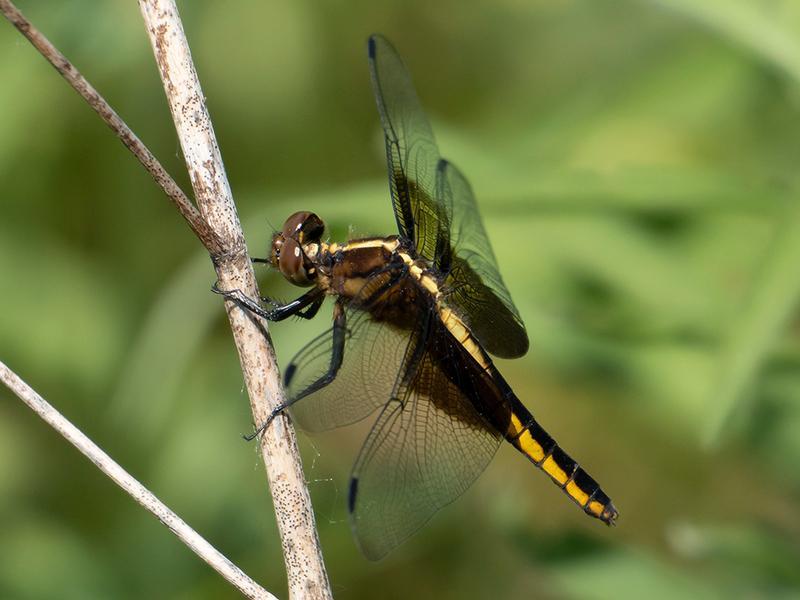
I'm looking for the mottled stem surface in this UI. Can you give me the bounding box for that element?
[138,2,332,598]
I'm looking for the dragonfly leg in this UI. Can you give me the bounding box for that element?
[284,298,346,400]
[212,282,324,321]
[243,400,292,441]
[295,295,324,320]
[261,287,325,321]
[245,299,346,440]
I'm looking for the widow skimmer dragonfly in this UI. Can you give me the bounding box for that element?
[217,34,618,559]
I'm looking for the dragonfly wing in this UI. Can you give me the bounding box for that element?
[368,35,527,358]
[437,160,529,358]
[348,314,508,560]
[285,271,413,432]
[368,34,448,263]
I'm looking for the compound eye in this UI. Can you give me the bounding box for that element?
[279,237,312,286]
[300,213,324,243]
[283,212,309,237]
[270,233,284,268]
[282,211,325,243]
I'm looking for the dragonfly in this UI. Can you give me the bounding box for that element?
[216,34,618,560]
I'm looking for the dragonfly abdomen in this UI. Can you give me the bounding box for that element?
[431,303,618,525]
[505,397,618,525]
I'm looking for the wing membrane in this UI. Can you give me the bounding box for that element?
[348,317,509,560]
[368,34,447,262]
[285,278,414,433]
[369,36,528,358]
[437,160,529,358]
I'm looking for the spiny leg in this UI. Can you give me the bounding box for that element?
[212,282,324,321]
[295,295,324,320]
[245,299,347,440]
[284,298,347,399]
[261,288,326,321]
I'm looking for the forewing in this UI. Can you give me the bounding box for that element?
[437,160,529,358]
[284,305,414,433]
[368,36,527,358]
[284,268,418,432]
[348,319,508,560]
[368,34,448,262]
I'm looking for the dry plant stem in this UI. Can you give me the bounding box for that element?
[0,361,275,600]
[0,0,223,255]
[138,2,332,599]
[2,0,328,595]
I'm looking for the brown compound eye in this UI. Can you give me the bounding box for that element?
[279,237,313,286]
[270,232,284,269]
[282,211,325,243]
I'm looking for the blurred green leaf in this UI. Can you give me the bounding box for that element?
[550,548,720,600]
[704,210,800,445]
[653,0,800,83]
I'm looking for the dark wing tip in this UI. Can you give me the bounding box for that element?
[283,363,296,387]
[367,34,399,62]
[347,476,387,561]
[348,477,359,514]
[436,157,450,178]
[368,34,391,59]
[493,330,529,359]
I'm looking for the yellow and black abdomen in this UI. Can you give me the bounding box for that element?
[504,395,618,525]
[434,297,619,526]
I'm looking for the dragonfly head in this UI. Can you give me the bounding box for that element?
[271,211,325,287]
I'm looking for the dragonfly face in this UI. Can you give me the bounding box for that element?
[270,211,325,287]
[226,34,618,560]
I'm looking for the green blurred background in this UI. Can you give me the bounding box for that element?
[2,1,800,598]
